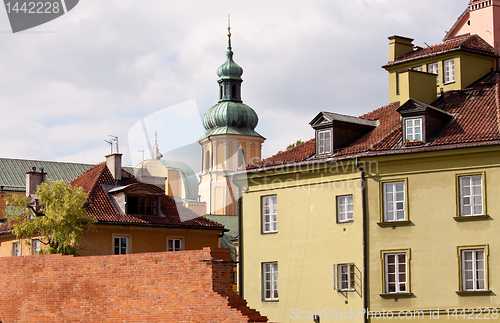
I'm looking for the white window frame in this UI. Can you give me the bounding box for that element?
[444,59,455,84]
[262,262,279,301]
[385,253,407,294]
[317,129,332,155]
[337,195,353,222]
[32,239,41,255]
[13,242,21,256]
[383,181,406,222]
[459,175,483,217]
[262,195,277,234]
[462,249,486,291]
[413,66,423,72]
[334,263,355,291]
[427,62,439,86]
[167,237,184,252]
[113,236,129,255]
[405,118,423,142]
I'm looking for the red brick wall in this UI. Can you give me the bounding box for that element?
[0,248,267,323]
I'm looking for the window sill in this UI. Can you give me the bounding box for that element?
[377,220,413,228]
[443,80,455,85]
[453,215,491,222]
[337,220,354,224]
[380,292,413,299]
[261,231,278,235]
[262,299,279,302]
[456,290,492,296]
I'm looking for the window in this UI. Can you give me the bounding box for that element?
[237,148,245,167]
[444,59,455,83]
[337,195,353,222]
[32,239,41,255]
[335,263,355,291]
[383,181,406,222]
[413,66,423,72]
[114,236,129,255]
[461,249,486,291]
[12,242,21,256]
[167,238,183,251]
[127,196,158,215]
[459,175,483,216]
[318,129,332,154]
[385,253,407,294]
[427,62,439,85]
[262,195,277,233]
[262,262,278,301]
[405,118,422,142]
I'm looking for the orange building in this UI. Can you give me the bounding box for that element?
[0,154,225,256]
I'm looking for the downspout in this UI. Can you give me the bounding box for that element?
[207,136,213,215]
[229,173,244,298]
[356,157,369,323]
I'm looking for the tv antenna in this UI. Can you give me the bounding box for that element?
[104,135,120,154]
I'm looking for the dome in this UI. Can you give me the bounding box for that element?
[216,50,243,81]
[203,101,258,131]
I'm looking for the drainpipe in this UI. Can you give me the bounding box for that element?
[356,157,369,323]
[207,136,213,215]
[228,173,244,298]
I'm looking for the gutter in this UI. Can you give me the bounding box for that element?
[356,157,369,323]
[233,140,500,176]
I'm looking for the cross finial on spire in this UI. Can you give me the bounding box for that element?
[227,14,232,50]
[155,130,158,144]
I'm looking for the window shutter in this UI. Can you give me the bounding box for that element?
[333,264,338,290]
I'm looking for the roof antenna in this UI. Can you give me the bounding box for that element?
[109,135,119,154]
[104,139,113,154]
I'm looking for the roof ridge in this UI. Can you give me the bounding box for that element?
[70,162,107,195]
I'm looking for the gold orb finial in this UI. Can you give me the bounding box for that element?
[227,14,231,37]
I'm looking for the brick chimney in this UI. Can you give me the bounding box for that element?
[26,168,47,198]
[106,153,123,182]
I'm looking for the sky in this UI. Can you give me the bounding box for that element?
[0,0,468,169]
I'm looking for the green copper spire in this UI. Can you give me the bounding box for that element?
[216,19,243,82]
[200,20,263,140]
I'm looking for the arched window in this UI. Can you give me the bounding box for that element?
[232,84,237,99]
[205,150,211,172]
[219,85,223,100]
[237,148,245,167]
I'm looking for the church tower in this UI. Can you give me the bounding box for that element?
[198,24,265,216]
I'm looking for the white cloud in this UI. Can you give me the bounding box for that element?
[0,0,469,166]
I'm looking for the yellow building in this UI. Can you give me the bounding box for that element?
[383,34,495,104]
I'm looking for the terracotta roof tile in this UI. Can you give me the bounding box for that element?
[69,163,224,229]
[243,72,500,172]
[385,34,495,67]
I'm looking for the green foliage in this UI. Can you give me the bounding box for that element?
[286,139,304,150]
[6,180,96,255]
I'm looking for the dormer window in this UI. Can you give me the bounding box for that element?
[317,129,332,155]
[397,98,453,146]
[404,118,422,142]
[127,196,158,216]
[310,111,378,156]
[108,183,165,217]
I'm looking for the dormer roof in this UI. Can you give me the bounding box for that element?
[396,98,454,120]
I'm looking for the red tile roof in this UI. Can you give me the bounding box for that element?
[69,163,224,229]
[384,34,495,67]
[243,72,500,172]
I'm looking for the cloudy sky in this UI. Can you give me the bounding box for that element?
[0,0,467,168]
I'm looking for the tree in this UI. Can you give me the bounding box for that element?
[6,180,96,255]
